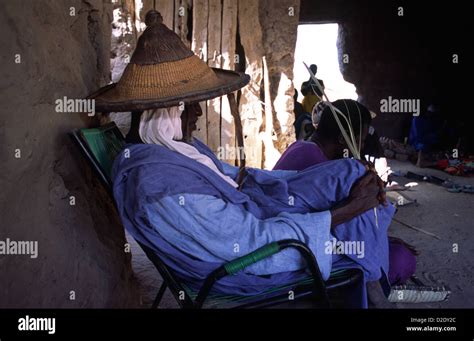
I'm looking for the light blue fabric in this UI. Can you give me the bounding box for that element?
[144,194,333,277]
[219,161,240,179]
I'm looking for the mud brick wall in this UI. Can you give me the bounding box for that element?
[0,0,139,308]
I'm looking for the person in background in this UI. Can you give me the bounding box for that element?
[293,88,312,140]
[293,88,305,119]
[301,64,325,114]
[409,104,445,168]
[274,99,418,286]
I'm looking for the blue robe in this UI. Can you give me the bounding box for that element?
[112,139,394,306]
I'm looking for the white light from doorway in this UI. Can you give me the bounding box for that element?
[293,24,357,102]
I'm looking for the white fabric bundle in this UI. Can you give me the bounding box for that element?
[139,107,238,188]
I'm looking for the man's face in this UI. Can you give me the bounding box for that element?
[181,103,203,141]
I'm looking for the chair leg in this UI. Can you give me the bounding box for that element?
[151,283,167,309]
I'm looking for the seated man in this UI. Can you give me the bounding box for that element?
[274,99,417,286]
[112,102,394,307]
[93,10,393,308]
[408,104,445,168]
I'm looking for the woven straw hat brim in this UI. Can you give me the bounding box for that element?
[88,10,250,112]
[90,67,250,112]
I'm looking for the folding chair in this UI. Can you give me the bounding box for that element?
[69,122,363,309]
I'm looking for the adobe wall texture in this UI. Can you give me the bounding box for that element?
[0,0,139,308]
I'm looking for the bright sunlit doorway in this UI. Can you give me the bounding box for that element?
[293,24,357,102]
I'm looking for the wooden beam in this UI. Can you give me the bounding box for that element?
[155,0,175,29]
[237,0,264,168]
[227,93,245,168]
[220,0,238,163]
[174,0,191,47]
[191,0,209,143]
[206,0,222,154]
[262,56,282,169]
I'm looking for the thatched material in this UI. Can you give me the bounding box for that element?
[90,9,249,113]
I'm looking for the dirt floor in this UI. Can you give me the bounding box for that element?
[386,160,474,308]
[128,159,474,309]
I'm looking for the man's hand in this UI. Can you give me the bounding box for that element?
[330,171,386,228]
[348,171,383,207]
[357,160,388,206]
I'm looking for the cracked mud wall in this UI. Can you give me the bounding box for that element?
[259,0,299,157]
[237,0,300,168]
[0,0,139,308]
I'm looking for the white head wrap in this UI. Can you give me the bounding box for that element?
[139,107,238,188]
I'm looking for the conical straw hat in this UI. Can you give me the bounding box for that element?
[90,10,250,112]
